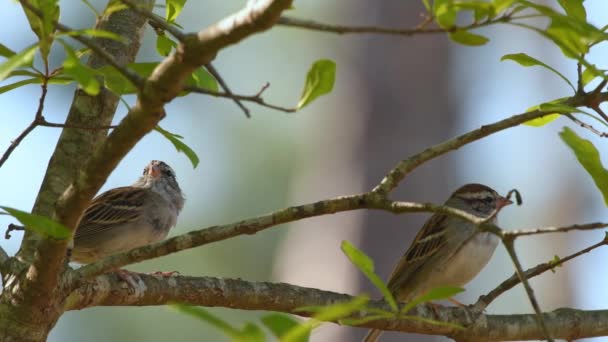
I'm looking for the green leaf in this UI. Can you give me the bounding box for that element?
[401,286,464,314]
[1,206,70,239]
[59,29,125,42]
[171,305,243,338]
[166,0,186,23]
[501,52,575,92]
[155,126,200,168]
[261,314,308,342]
[190,67,218,92]
[581,66,601,86]
[0,44,39,82]
[341,241,397,311]
[493,0,517,14]
[523,114,561,127]
[421,0,431,12]
[0,78,40,95]
[433,0,456,28]
[0,43,16,58]
[59,40,100,95]
[560,127,608,206]
[156,34,175,57]
[548,254,563,273]
[557,0,586,22]
[285,296,368,342]
[99,62,156,94]
[297,59,336,109]
[449,30,489,46]
[20,0,59,61]
[103,3,128,17]
[238,323,265,342]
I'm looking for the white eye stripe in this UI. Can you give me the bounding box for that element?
[457,191,496,200]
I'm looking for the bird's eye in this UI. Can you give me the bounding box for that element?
[482,196,494,204]
[142,167,148,175]
[162,168,174,178]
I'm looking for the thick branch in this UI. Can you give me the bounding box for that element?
[14,1,154,323]
[65,273,608,341]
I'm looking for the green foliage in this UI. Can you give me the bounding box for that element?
[1,206,70,239]
[341,240,397,311]
[171,305,264,341]
[100,62,218,95]
[154,126,200,168]
[287,296,369,341]
[0,44,38,82]
[560,127,608,206]
[297,59,336,109]
[0,43,15,58]
[156,34,176,57]
[20,0,59,61]
[166,0,187,23]
[261,314,309,342]
[501,53,575,91]
[449,30,489,46]
[59,40,100,95]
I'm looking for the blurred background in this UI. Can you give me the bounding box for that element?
[1,0,608,341]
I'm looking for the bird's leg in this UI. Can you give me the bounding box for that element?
[448,297,466,307]
[116,269,142,289]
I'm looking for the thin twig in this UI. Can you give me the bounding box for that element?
[576,57,584,95]
[565,114,608,138]
[120,0,186,41]
[205,63,251,118]
[276,14,513,36]
[478,237,608,308]
[372,91,608,195]
[507,222,608,237]
[502,237,554,341]
[38,119,118,130]
[0,72,50,168]
[184,85,297,113]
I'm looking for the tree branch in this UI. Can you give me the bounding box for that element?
[478,237,608,308]
[184,83,297,113]
[205,63,251,117]
[506,222,608,237]
[65,273,608,341]
[276,14,512,36]
[372,92,608,195]
[502,237,553,341]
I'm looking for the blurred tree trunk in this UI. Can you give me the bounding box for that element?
[351,2,454,341]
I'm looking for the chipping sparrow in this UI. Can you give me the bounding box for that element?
[363,183,512,342]
[71,160,184,264]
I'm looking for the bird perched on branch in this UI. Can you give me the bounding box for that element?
[71,160,184,264]
[363,183,512,342]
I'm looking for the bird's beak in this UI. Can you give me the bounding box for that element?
[148,163,161,179]
[496,196,513,211]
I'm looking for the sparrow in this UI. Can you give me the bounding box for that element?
[363,183,512,342]
[71,160,184,263]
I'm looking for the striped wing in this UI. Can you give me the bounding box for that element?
[387,213,449,291]
[74,187,146,239]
